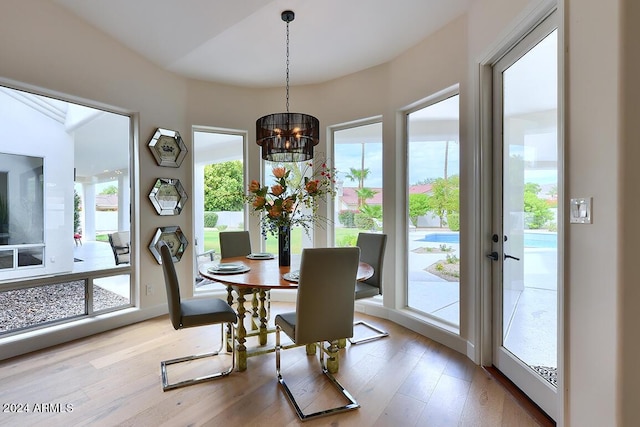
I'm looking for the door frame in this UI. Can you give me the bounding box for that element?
[476,0,564,424]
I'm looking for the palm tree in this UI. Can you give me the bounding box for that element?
[355,187,377,204]
[346,167,371,208]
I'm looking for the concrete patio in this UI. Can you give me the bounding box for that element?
[407,230,557,370]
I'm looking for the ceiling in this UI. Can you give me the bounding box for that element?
[53,0,471,88]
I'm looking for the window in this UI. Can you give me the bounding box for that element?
[332,122,383,247]
[0,84,132,335]
[406,93,460,328]
[193,128,245,292]
[0,154,44,270]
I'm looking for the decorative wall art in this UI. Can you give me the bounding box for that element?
[148,178,187,216]
[149,226,188,264]
[148,128,187,167]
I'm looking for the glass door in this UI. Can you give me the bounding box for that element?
[491,12,559,420]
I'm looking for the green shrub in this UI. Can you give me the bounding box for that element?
[337,234,358,247]
[338,210,357,228]
[204,211,218,228]
[73,190,81,233]
[354,213,375,230]
[217,224,228,231]
[446,254,459,264]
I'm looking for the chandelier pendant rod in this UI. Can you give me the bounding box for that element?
[285,17,290,114]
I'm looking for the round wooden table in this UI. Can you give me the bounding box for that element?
[199,255,374,371]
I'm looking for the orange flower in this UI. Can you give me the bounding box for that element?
[245,158,336,237]
[252,196,266,208]
[248,180,261,193]
[283,198,294,212]
[305,180,318,194]
[272,167,286,178]
[268,205,282,218]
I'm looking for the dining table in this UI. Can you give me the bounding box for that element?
[198,253,374,371]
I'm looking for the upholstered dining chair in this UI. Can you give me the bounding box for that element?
[158,241,237,391]
[349,232,389,344]
[219,230,252,258]
[219,230,267,319]
[275,247,361,421]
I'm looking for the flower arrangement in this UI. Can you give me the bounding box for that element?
[246,160,337,237]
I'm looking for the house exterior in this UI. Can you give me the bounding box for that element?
[338,187,384,211]
[0,1,639,425]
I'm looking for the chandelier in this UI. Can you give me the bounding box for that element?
[256,10,319,162]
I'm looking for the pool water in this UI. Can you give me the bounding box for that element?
[419,232,557,249]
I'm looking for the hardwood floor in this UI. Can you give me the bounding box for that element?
[0,303,543,426]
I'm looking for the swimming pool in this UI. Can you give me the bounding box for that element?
[419,232,557,248]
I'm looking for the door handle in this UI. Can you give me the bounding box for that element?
[486,251,499,261]
[504,253,520,261]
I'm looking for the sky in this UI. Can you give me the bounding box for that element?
[334,141,461,188]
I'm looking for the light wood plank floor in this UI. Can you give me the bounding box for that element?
[0,303,543,426]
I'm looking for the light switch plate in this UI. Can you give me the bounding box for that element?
[570,197,592,224]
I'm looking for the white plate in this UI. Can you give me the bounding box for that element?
[247,253,274,260]
[208,263,241,271]
[208,264,250,275]
[282,270,300,282]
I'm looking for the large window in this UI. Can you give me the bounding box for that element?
[406,93,460,328]
[333,122,383,247]
[0,84,132,335]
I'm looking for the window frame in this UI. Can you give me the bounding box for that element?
[404,85,461,332]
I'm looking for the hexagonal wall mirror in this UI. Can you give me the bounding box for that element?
[149,178,187,216]
[149,226,188,264]
[148,128,187,167]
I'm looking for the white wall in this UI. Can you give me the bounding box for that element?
[0,0,638,424]
[563,0,620,425]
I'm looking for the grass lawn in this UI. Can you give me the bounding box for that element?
[202,227,369,254]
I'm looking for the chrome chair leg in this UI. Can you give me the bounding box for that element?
[276,325,359,420]
[161,322,235,391]
[348,320,389,345]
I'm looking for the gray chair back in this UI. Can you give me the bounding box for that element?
[356,233,387,290]
[159,241,182,330]
[295,247,360,344]
[219,231,252,258]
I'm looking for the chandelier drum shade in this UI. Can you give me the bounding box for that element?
[256,10,319,162]
[256,112,319,162]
